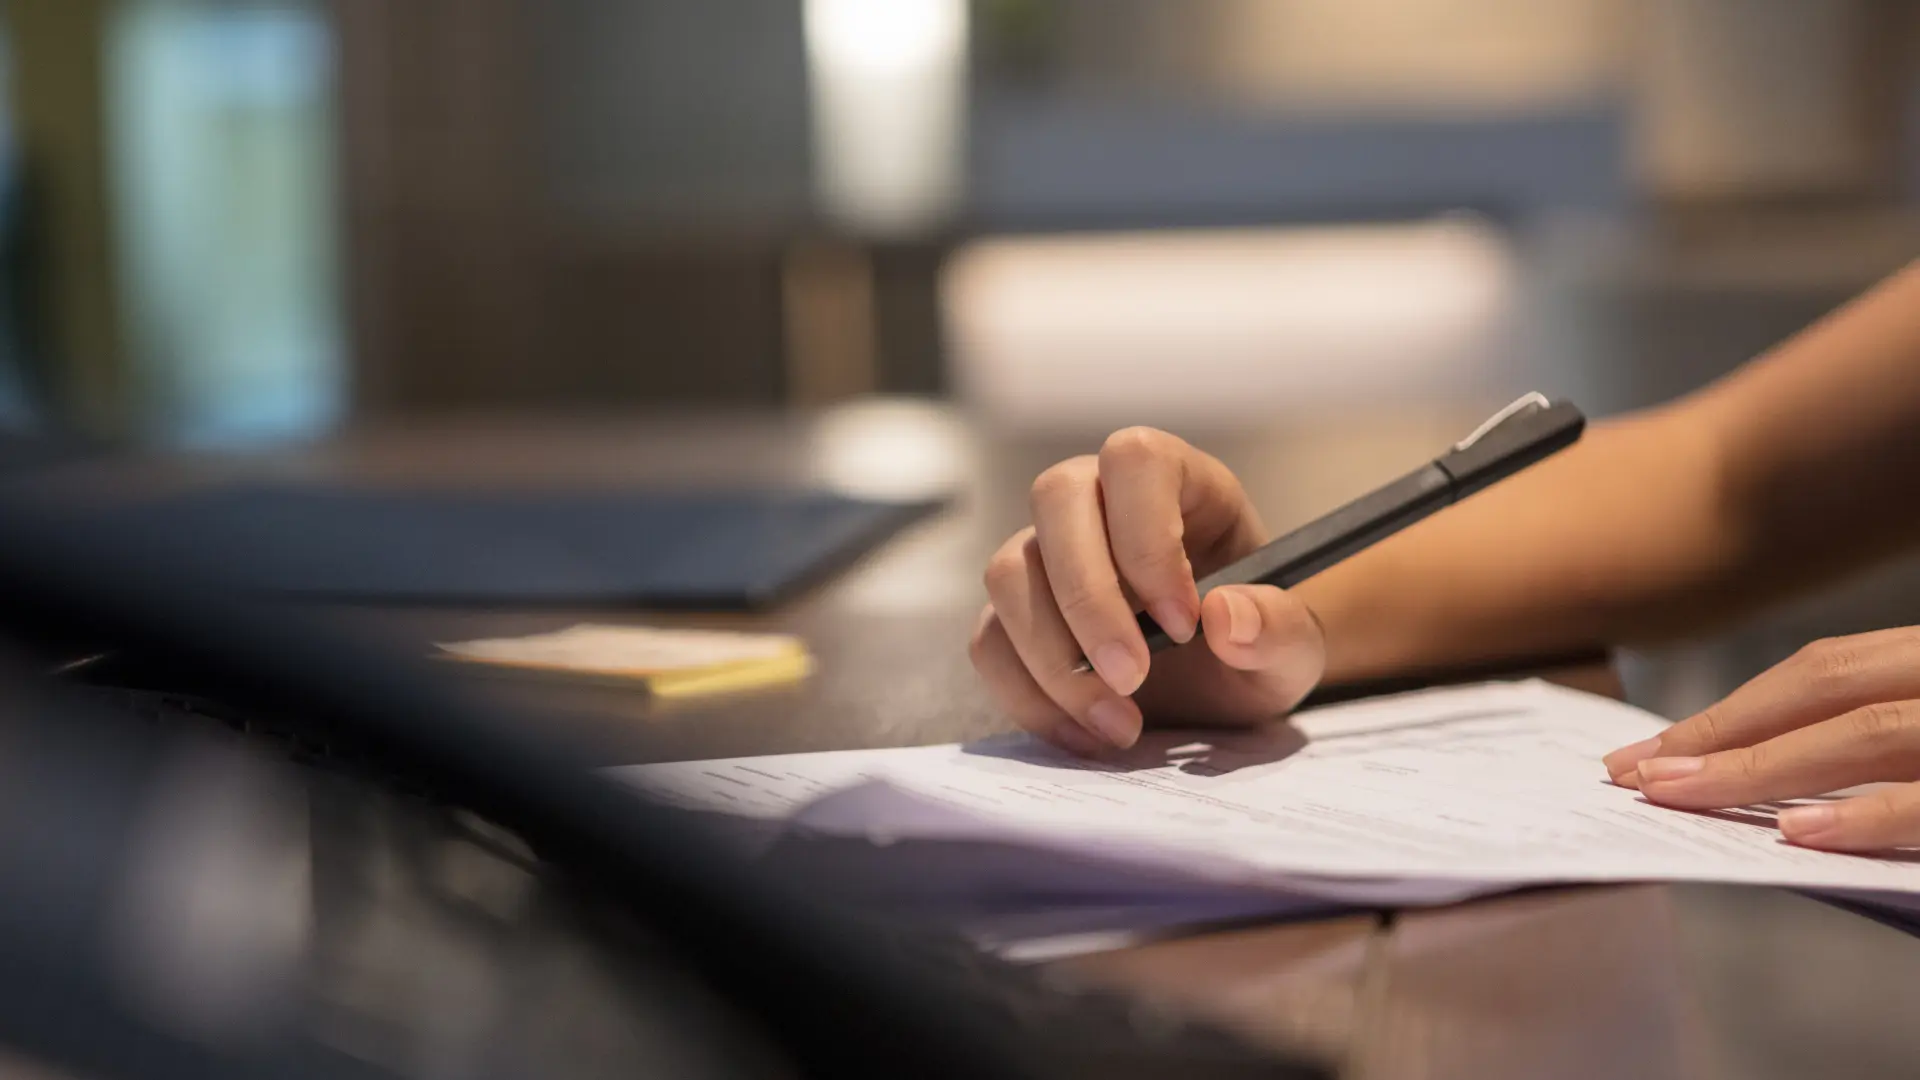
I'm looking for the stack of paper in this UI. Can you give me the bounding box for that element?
[437,623,813,699]
[612,681,1920,955]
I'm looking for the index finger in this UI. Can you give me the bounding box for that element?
[1096,428,1227,646]
[1029,456,1150,696]
[1636,699,1920,810]
[1605,629,1920,786]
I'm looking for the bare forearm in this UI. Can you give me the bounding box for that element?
[1297,261,1920,683]
[1296,404,1740,681]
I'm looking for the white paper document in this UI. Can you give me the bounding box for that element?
[613,680,1920,918]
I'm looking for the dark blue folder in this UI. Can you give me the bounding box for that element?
[112,486,944,608]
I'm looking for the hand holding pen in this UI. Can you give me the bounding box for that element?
[969,395,1585,755]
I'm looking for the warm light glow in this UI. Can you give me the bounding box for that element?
[803,0,967,234]
[943,220,1520,431]
[803,0,966,75]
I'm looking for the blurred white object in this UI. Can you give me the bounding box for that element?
[943,219,1519,432]
[806,398,970,502]
[804,0,967,234]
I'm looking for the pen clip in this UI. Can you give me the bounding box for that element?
[1452,392,1551,452]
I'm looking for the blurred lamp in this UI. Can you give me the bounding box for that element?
[803,0,968,235]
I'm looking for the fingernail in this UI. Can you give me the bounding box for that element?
[1086,699,1140,748]
[1221,590,1260,646]
[1603,736,1662,779]
[1090,643,1145,695]
[1637,756,1705,783]
[1780,804,1837,839]
[1051,720,1106,757]
[1152,601,1197,644]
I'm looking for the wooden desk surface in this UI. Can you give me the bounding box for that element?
[87,401,1920,1080]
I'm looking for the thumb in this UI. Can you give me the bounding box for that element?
[1197,584,1327,712]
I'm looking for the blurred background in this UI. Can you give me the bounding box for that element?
[6,7,1920,1074]
[6,0,1920,708]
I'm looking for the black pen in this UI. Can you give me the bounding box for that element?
[1072,393,1586,672]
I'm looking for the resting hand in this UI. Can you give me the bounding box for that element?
[1605,629,1920,852]
[969,428,1326,755]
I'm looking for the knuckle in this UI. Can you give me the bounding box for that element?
[1847,701,1915,746]
[1799,637,1864,691]
[1727,745,1769,785]
[1099,426,1169,469]
[983,532,1034,594]
[1029,457,1095,509]
[1051,576,1111,621]
[1113,532,1188,577]
[982,552,1020,595]
[1678,705,1730,754]
[967,612,997,666]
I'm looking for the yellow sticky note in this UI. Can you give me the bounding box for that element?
[435,624,813,699]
